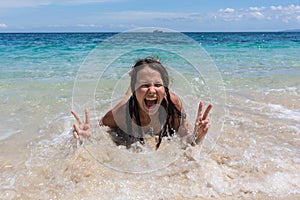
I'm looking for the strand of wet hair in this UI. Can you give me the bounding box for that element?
[155,98,169,149]
[132,93,144,144]
[125,96,134,147]
[165,87,185,122]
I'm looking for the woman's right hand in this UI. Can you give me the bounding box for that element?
[71,108,91,141]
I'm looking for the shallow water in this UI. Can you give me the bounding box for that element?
[0,31,299,199]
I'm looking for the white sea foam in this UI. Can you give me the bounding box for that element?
[0,128,21,141]
[268,103,300,121]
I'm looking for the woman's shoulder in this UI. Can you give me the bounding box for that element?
[101,99,128,128]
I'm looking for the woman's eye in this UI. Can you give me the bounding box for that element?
[140,83,163,88]
[141,84,149,88]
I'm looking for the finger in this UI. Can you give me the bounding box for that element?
[71,110,83,125]
[197,101,204,121]
[202,103,213,120]
[199,119,209,126]
[85,108,90,124]
[73,124,81,137]
[73,124,79,139]
[73,130,79,139]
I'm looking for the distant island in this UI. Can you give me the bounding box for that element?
[153,29,163,33]
[280,29,300,32]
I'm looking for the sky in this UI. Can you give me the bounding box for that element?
[0,0,299,32]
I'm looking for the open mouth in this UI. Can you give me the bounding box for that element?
[144,97,158,109]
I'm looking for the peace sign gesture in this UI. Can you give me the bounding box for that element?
[194,101,213,144]
[71,108,91,141]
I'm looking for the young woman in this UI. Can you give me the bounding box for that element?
[71,58,213,149]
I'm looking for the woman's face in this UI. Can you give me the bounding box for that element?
[134,66,166,115]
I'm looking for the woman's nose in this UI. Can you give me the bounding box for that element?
[148,85,156,94]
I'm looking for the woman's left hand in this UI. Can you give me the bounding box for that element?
[71,108,91,143]
[194,101,213,144]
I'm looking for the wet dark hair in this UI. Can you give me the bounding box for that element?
[126,57,184,149]
[130,58,169,93]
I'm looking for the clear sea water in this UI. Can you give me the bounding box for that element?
[0,30,299,199]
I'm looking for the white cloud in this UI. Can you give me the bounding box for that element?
[214,5,300,23]
[88,5,300,25]
[108,5,299,25]
[249,6,265,12]
[284,4,300,14]
[250,11,264,19]
[270,5,283,11]
[216,8,238,21]
[0,23,7,28]
[270,4,300,13]
[218,8,235,14]
[269,4,300,23]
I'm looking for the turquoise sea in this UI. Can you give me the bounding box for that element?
[0,30,299,199]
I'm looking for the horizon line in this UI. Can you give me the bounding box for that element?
[1,29,299,33]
